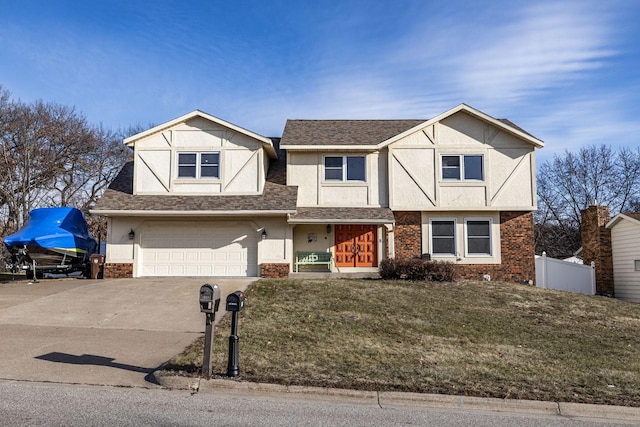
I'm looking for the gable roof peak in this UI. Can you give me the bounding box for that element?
[123,110,277,158]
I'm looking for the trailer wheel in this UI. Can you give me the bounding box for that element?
[35,271,44,280]
[25,269,34,280]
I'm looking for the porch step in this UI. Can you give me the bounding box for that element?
[289,272,380,279]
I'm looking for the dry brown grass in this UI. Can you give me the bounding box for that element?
[165,279,640,406]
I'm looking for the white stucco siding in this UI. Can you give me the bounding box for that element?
[173,129,224,148]
[132,117,265,195]
[321,185,369,206]
[389,112,536,211]
[224,148,260,193]
[439,113,487,146]
[439,186,486,207]
[105,217,145,264]
[135,150,171,193]
[611,220,640,302]
[377,151,389,206]
[288,151,383,207]
[288,152,319,205]
[257,218,291,265]
[293,224,334,254]
[488,149,534,207]
[389,147,436,209]
[391,127,435,147]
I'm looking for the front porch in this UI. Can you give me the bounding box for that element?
[288,206,395,275]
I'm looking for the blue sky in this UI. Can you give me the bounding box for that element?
[1,0,639,164]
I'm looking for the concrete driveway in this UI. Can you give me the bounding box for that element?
[0,277,255,388]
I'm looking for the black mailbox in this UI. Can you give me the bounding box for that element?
[199,284,221,314]
[226,291,245,312]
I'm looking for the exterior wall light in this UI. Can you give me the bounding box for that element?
[326,224,332,234]
[128,229,135,240]
[261,229,267,240]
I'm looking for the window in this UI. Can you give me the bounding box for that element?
[324,156,365,182]
[178,152,220,179]
[428,217,494,258]
[441,155,483,181]
[431,220,456,255]
[466,219,491,255]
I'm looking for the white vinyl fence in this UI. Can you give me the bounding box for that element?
[535,252,596,295]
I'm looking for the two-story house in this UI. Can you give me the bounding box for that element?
[92,104,543,282]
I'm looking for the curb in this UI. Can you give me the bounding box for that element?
[152,371,640,422]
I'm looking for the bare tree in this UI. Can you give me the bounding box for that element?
[535,145,640,256]
[0,86,131,238]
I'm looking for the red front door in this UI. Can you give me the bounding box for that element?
[335,224,377,267]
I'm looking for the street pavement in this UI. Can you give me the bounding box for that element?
[0,276,254,387]
[1,381,636,427]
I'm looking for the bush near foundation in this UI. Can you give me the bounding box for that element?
[379,258,457,282]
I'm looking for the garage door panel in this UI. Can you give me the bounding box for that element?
[184,265,199,275]
[214,252,228,262]
[140,222,258,277]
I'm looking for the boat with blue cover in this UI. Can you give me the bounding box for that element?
[3,207,97,279]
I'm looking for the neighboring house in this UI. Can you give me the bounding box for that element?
[581,205,640,302]
[92,104,544,281]
[562,247,583,264]
[607,213,640,302]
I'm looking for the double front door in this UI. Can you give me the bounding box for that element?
[334,224,377,268]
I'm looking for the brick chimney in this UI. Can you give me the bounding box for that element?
[580,205,614,296]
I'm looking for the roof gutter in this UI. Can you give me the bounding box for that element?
[90,209,296,217]
[287,218,394,225]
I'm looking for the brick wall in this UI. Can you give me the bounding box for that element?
[393,211,422,259]
[392,210,535,284]
[260,263,290,278]
[104,263,133,279]
[581,205,614,296]
[454,211,534,283]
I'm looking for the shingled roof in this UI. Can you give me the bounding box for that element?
[280,120,425,147]
[279,105,543,149]
[92,153,297,215]
[288,207,395,224]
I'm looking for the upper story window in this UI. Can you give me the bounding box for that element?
[178,152,220,179]
[324,156,366,182]
[441,155,483,181]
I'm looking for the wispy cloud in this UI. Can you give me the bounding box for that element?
[452,2,615,104]
[523,91,640,163]
[0,0,636,157]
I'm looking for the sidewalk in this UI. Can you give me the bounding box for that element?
[153,371,640,423]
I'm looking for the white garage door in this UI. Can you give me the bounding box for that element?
[140,222,258,277]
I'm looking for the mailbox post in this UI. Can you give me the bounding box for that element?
[225,290,245,377]
[199,284,221,378]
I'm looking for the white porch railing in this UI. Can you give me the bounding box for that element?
[535,252,596,295]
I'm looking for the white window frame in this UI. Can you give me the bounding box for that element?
[441,154,484,181]
[177,152,220,179]
[464,218,493,256]
[429,218,457,256]
[323,155,366,182]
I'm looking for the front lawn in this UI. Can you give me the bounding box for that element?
[165,279,640,407]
